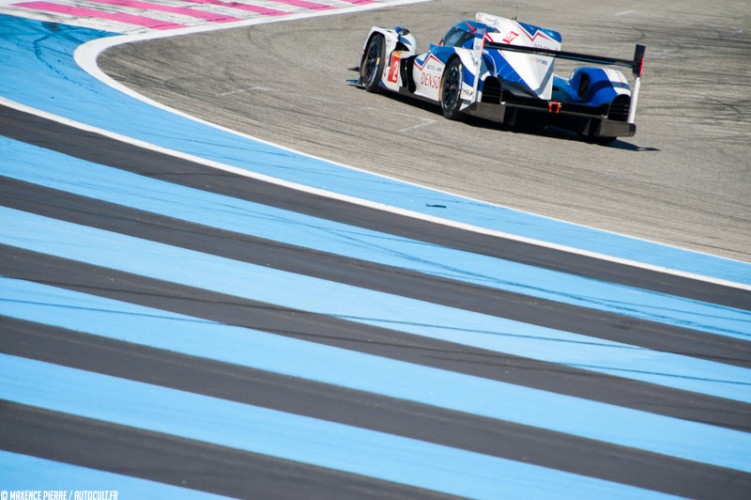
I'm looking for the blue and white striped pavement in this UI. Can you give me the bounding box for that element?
[1,4,750,498]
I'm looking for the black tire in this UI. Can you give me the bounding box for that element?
[440,58,464,120]
[360,34,385,93]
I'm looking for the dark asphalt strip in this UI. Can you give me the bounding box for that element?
[2,246,749,434]
[0,403,457,500]
[1,105,748,309]
[2,177,749,370]
[2,319,749,499]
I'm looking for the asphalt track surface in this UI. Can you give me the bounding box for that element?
[99,0,751,262]
[2,0,751,498]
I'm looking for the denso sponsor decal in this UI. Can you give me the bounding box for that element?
[420,72,440,89]
[417,54,443,90]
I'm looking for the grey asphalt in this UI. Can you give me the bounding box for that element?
[100,0,751,262]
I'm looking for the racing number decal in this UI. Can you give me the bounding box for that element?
[387,53,401,83]
[502,31,519,44]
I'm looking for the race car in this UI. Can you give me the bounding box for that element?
[355,12,646,143]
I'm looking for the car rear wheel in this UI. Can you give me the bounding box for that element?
[440,58,464,120]
[360,34,385,93]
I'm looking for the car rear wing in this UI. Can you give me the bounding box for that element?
[483,41,645,77]
[480,40,646,123]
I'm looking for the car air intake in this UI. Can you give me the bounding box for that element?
[481,77,502,104]
[608,94,631,122]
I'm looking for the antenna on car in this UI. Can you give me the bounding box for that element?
[512,6,518,20]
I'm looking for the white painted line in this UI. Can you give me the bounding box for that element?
[215,86,276,97]
[398,118,435,133]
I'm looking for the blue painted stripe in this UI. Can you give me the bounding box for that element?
[2,138,749,341]
[0,355,678,499]
[3,277,751,473]
[2,15,749,286]
[2,207,750,403]
[0,450,229,499]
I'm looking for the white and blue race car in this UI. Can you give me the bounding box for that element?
[356,12,646,143]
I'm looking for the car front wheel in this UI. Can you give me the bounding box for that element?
[360,34,385,93]
[440,58,464,120]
